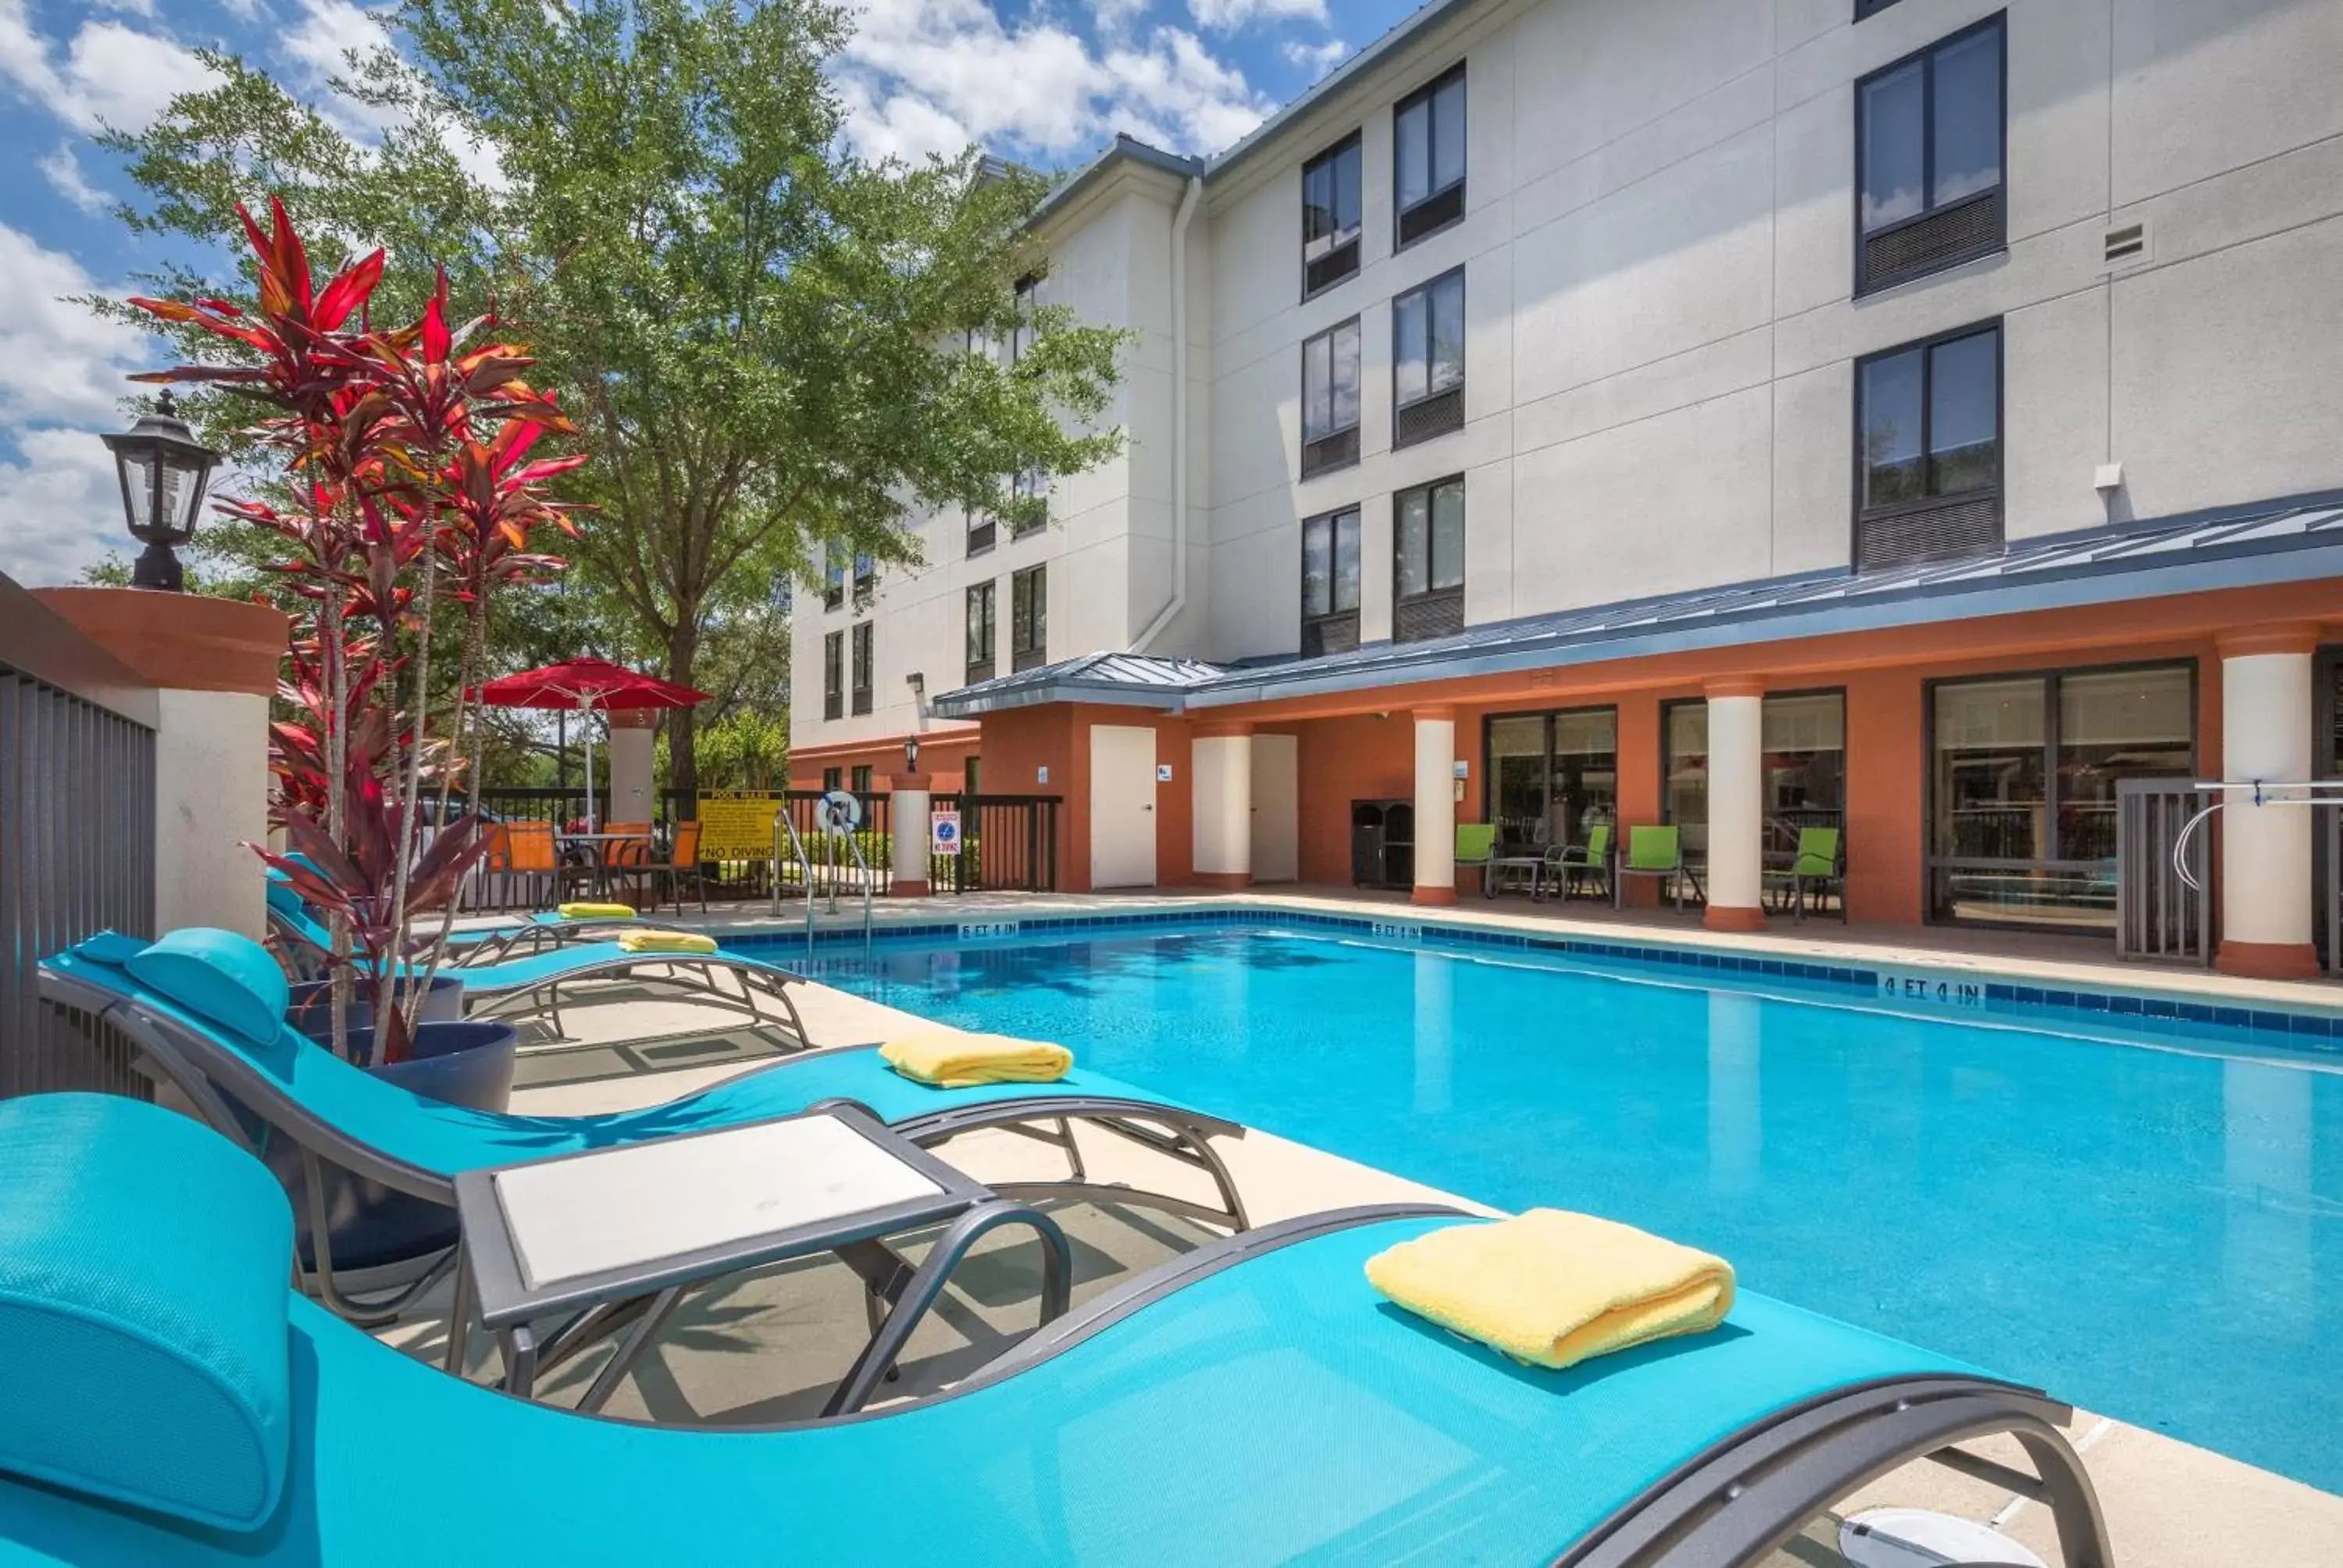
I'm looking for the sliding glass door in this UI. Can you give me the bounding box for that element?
[1485,707,1617,854]
[1928,663,2193,928]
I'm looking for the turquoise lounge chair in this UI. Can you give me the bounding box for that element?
[265,895,808,1042]
[0,1092,2113,1568]
[269,870,646,964]
[40,933,1248,1327]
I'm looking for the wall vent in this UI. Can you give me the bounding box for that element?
[2102,219,2150,271]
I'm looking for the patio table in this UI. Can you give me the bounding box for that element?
[444,1103,1072,1417]
[555,829,657,899]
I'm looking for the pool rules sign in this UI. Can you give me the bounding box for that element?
[930,805,962,858]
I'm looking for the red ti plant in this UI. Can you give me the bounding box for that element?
[126,198,585,1067]
[256,718,492,1064]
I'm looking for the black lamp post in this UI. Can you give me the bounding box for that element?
[905,735,920,776]
[102,390,219,591]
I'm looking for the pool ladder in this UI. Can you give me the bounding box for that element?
[769,807,874,958]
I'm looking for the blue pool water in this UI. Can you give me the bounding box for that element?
[772,922,2343,1492]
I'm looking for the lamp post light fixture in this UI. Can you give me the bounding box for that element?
[102,389,220,592]
[904,736,920,775]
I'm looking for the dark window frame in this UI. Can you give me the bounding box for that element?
[1300,504,1362,657]
[1854,0,1905,18]
[1392,265,1467,448]
[1393,62,1467,251]
[1011,564,1047,673]
[822,543,845,611]
[853,551,876,595]
[1299,315,1363,479]
[1851,316,2004,570]
[1008,466,1048,536]
[1922,659,2200,932]
[822,766,842,792]
[1300,130,1364,301]
[1010,273,1039,364]
[850,619,874,716]
[822,629,844,722]
[1853,13,2007,296]
[965,502,995,558]
[851,764,873,795]
[965,579,997,685]
[1392,473,1466,643]
[1480,703,1621,854]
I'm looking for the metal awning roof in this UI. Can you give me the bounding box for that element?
[930,494,2343,719]
[929,652,1226,718]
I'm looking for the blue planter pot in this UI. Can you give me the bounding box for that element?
[273,1018,518,1274]
[288,974,466,1048]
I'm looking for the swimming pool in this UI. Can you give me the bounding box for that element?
[756,919,2343,1493]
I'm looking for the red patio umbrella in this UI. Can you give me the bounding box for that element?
[471,657,709,829]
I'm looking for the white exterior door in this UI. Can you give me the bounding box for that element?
[1251,733,1299,882]
[1089,725,1157,888]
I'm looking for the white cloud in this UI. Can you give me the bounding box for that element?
[219,0,267,20]
[0,224,163,586]
[1188,0,1327,33]
[0,427,134,586]
[0,4,218,133]
[838,0,1271,163]
[1088,0,1148,43]
[1281,36,1348,80]
[94,0,157,17]
[39,142,108,214]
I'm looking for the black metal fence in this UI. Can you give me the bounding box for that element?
[469,783,1063,900]
[931,794,1060,893]
[2,576,159,1099]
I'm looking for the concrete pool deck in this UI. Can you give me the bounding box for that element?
[393,943,2343,1564]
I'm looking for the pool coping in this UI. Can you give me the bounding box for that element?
[717,893,2343,1055]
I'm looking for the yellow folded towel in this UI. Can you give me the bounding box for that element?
[558,902,637,920]
[879,1033,1074,1089]
[615,929,718,955]
[1364,1209,1735,1371]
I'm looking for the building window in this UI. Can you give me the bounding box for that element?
[822,629,843,721]
[1300,317,1361,478]
[822,766,842,792]
[1300,506,1361,657]
[1856,16,2004,294]
[1393,266,1464,447]
[850,620,873,716]
[1010,274,1038,363]
[1856,320,2001,570]
[1929,664,2195,930]
[851,764,872,794]
[1008,466,1047,536]
[1855,0,1906,16]
[1663,691,1848,863]
[1301,132,1362,298]
[965,502,994,558]
[965,580,997,684]
[823,542,845,611]
[1011,564,1047,673]
[1486,707,1618,857]
[853,552,876,595]
[1393,476,1464,643]
[964,757,982,796]
[1394,63,1466,248]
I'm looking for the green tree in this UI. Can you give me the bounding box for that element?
[93,0,1127,795]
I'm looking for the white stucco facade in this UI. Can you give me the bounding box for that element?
[793,0,2343,756]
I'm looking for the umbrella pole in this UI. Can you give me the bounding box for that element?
[583,697,598,832]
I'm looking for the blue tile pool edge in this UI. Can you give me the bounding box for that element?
[723,903,2343,1056]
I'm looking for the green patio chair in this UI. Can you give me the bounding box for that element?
[0,1090,2113,1568]
[1453,823,1498,895]
[1764,825,1846,923]
[1547,821,1613,902]
[1613,825,1703,911]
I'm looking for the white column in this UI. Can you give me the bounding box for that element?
[1703,679,1766,930]
[156,690,274,938]
[607,710,656,825]
[1412,707,1457,904]
[1191,726,1254,886]
[890,776,932,895]
[2217,628,2318,978]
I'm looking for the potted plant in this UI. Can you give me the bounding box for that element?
[128,200,585,1273]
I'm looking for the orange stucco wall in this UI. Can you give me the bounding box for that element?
[788,728,979,793]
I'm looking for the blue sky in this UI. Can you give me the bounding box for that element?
[0,0,1417,586]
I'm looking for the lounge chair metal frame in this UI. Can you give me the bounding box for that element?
[37,966,1249,1350]
[266,903,813,1048]
[725,1202,2113,1566]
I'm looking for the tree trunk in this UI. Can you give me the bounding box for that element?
[666,621,701,806]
